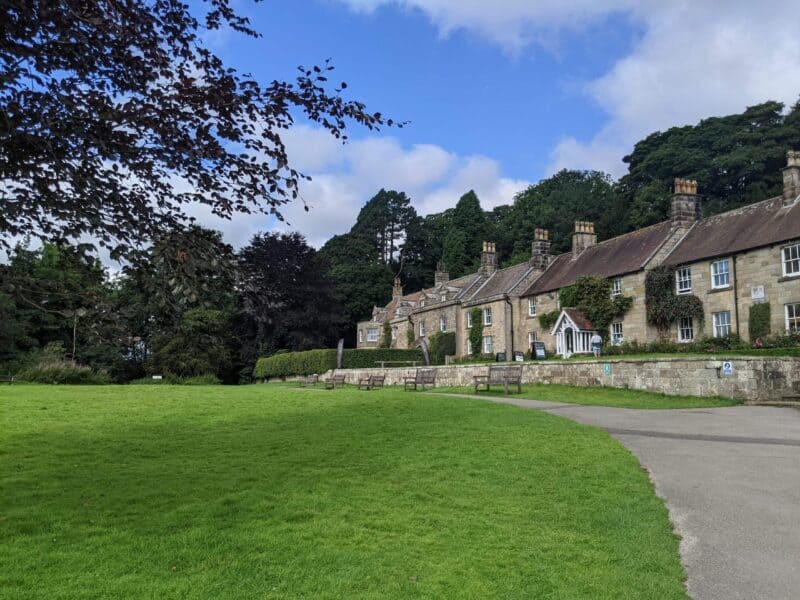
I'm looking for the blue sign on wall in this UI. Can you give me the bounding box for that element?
[603,363,612,376]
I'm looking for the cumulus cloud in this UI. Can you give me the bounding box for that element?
[274,126,529,247]
[338,0,800,176]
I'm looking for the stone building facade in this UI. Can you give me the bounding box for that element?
[357,152,800,357]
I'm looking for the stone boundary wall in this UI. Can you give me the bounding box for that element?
[325,357,800,402]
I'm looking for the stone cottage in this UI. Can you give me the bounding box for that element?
[357,152,800,358]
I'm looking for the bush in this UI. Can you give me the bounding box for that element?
[749,303,771,341]
[427,331,456,365]
[17,360,111,384]
[538,310,559,332]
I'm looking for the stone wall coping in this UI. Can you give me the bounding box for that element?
[329,355,799,372]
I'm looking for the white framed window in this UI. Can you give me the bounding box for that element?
[391,327,397,340]
[783,243,800,277]
[366,328,379,342]
[712,311,731,337]
[527,331,536,349]
[711,259,730,289]
[528,297,537,317]
[611,277,622,298]
[439,314,447,332]
[483,335,493,354]
[419,321,425,337]
[676,267,692,294]
[786,303,800,332]
[420,299,426,308]
[466,311,473,328]
[611,322,623,344]
[358,329,363,343]
[678,317,694,342]
[556,294,561,310]
[441,294,447,302]
[483,307,492,326]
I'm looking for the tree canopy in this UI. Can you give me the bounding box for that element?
[1,0,396,259]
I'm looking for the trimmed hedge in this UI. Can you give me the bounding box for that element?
[253,348,425,379]
[749,303,771,340]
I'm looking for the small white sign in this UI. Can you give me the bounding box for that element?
[152,375,163,381]
[722,361,734,376]
[751,286,765,301]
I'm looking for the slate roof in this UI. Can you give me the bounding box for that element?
[561,308,596,331]
[523,220,674,295]
[663,196,800,266]
[466,262,532,303]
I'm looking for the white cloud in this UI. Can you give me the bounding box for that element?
[274,126,529,247]
[338,0,800,177]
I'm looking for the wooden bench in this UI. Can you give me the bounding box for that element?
[473,365,523,395]
[300,374,319,387]
[1,375,14,385]
[324,373,346,389]
[358,374,386,390]
[403,368,437,391]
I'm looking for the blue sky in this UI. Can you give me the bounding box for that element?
[192,0,800,248]
[215,1,636,181]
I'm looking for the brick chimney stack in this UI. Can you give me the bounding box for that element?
[392,276,403,299]
[571,221,597,256]
[782,150,800,205]
[530,228,551,271]
[671,177,701,227]
[434,261,450,287]
[480,241,498,276]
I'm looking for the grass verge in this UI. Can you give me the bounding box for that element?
[433,383,740,409]
[1,385,688,599]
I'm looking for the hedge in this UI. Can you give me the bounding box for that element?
[253,347,425,379]
[749,303,771,340]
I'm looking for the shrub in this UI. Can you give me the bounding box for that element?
[182,374,222,385]
[749,303,771,341]
[427,331,456,365]
[17,360,111,384]
[342,348,425,369]
[645,266,704,333]
[468,308,483,357]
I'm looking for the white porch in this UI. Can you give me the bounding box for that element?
[550,309,599,358]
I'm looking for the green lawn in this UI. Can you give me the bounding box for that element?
[1,385,687,599]
[435,383,740,409]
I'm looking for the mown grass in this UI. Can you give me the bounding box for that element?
[1,385,688,599]
[435,383,740,409]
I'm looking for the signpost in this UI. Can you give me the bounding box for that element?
[495,352,507,362]
[533,342,547,360]
[514,351,524,362]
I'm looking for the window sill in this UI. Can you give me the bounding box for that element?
[676,290,693,295]
[778,274,800,283]
[708,286,732,294]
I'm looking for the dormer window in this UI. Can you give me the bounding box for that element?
[441,294,446,302]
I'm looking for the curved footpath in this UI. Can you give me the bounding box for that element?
[436,393,800,600]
